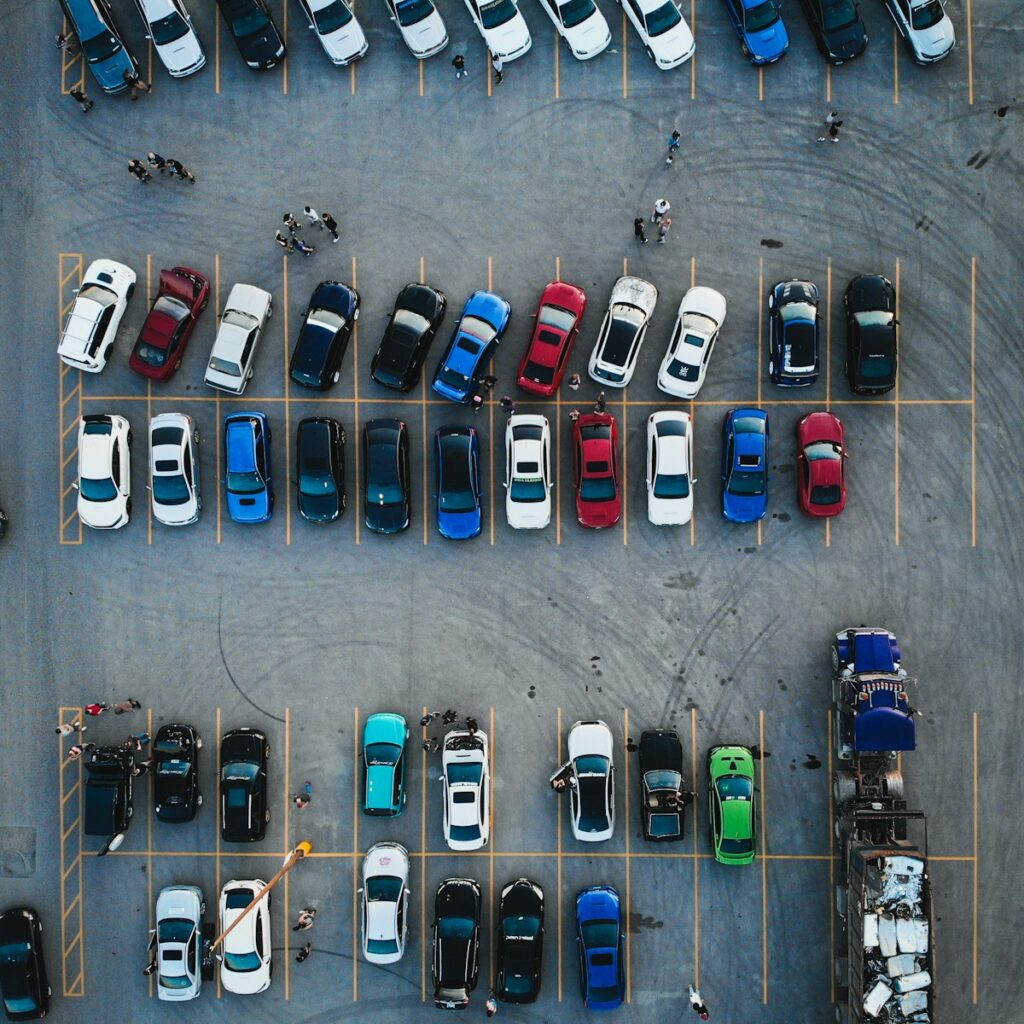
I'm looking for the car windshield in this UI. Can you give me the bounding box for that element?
[158,918,194,944]
[822,0,857,29]
[446,763,483,784]
[720,836,754,854]
[223,761,258,782]
[728,469,765,496]
[911,0,944,28]
[153,473,190,505]
[230,8,271,35]
[580,476,616,502]
[438,916,475,940]
[653,472,689,499]
[479,0,518,27]
[365,742,400,766]
[208,356,241,377]
[667,359,700,381]
[503,915,541,938]
[79,475,117,501]
[367,937,399,955]
[645,770,681,790]
[649,812,681,837]
[224,950,261,972]
[510,475,547,502]
[539,303,577,331]
[450,823,482,841]
[716,775,753,799]
[150,10,190,44]
[299,458,336,497]
[580,919,618,949]
[395,0,435,24]
[522,360,554,385]
[804,441,841,461]
[159,973,193,989]
[440,489,476,513]
[745,0,780,30]
[80,29,122,63]
[601,309,644,366]
[811,485,842,505]
[134,342,167,366]
[227,469,263,494]
[645,0,682,35]
[459,315,497,343]
[366,876,403,902]
[313,0,354,30]
[556,0,597,26]
[859,354,894,378]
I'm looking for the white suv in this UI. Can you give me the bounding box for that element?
[58,259,136,372]
[76,414,132,529]
[205,284,273,395]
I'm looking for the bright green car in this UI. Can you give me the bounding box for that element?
[706,745,756,865]
[362,713,409,816]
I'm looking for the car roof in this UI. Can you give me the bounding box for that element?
[225,420,258,471]
[80,427,114,479]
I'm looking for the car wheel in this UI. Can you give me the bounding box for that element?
[126,498,132,517]
[126,283,135,300]
[193,429,201,444]
[267,303,273,320]
[197,497,203,512]
[200,901,206,916]
[127,430,133,446]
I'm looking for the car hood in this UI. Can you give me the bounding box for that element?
[749,19,788,57]
[649,491,692,525]
[825,21,866,57]
[567,13,611,53]
[299,490,340,522]
[366,714,407,746]
[464,291,510,331]
[406,11,448,52]
[90,48,137,92]
[569,723,613,761]
[610,276,657,316]
[438,507,481,540]
[723,489,765,523]
[680,286,726,324]
[227,283,271,318]
[650,20,695,61]
[157,31,205,70]
[913,17,954,51]
[323,20,368,59]
[483,15,531,57]
[366,501,409,533]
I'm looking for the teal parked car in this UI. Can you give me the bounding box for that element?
[362,713,410,816]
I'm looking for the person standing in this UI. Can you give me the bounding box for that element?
[304,206,323,228]
[293,908,317,931]
[128,159,151,183]
[490,52,503,85]
[595,392,606,413]
[283,212,299,233]
[275,230,295,253]
[470,394,484,414]
[634,217,648,245]
[818,120,842,143]
[146,152,167,173]
[485,990,498,1016]
[295,943,312,963]
[825,109,840,127]
[124,70,151,99]
[499,396,515,414]
[166,159,196,183]
[567,372,581,391]
[480,374,498,391]
[322,212,340,242]
[652,198,670,224]
[452,53,467,79]
[55,721,84,736]
[668,129,681,154]
[56,33,79,56]
[658,217,672,244]
[569,409,580,424]
[294,238,316,257]
[688,984,710,1019]
[69,87,93,112]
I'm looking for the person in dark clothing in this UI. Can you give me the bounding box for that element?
[295,943,312,963]
[146,153,167,173]
[441,709,458,725]
[70,87,93,112]
[634,217,648,245]
[322,212,340,242]
[166,159,196,183]
[465,717,478,737]
[481,375,498,391]
[452,54,467,78]
[283,212,299,233]
[294,238,315,256]
[128,159,152,183]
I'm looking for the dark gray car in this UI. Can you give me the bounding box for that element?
[59,0,139,94]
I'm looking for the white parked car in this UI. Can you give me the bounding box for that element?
[588,276,658,388]
[219,880,271,995]
[361,842,410,965]
[568,720,615,842]
[621,0,694,68]
[76,414,131,530]
[463,0,532,60]
[150,413,201,526]
[299,0,368,64]
[204,284,273,395]
[504,414,552,530]
[441,730,490,851]
[133,0,206,77]
[535,0,610,58]
[58,259,136,372]
[385,0,449,57]
[657,286,727,399]
[154,885,204,1001]
[646,411,694,525]
[883,0,954,63]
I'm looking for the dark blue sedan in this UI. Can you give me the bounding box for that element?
[224,412,273,523]
[721,0,789,62]
[721,408,769,523]
[289,280,360,390]
[576,886,624,1010]
[59,0,140,94]
[431,291,511,404]
[434,426,481,540]
[767,280,820,386]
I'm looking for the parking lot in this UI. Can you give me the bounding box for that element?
[2,0,1022,1020]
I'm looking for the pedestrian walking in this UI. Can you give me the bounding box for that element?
[499,395,515,414]
[666,152,675,167]
[69,87,93,112]
[283,212,299,233]
[293,908,317,931]
[128,732,151,751]
[143,959,158,976]
[68,743,95,761]
[56,721,83,736]
[569,409,580,424]
[294,793,311,809]
[146,152,166,173]
[423,737,441,753]
[294,238,316,256]
[652,198,671,223]
[114,698,141,714]
[668,129,681,153]
[322,212,340,242]
[420,712,441,727]
[441,709,458,725]
[470,393,484,414]
[166,159,196,183]
[56,33,79,56]
[85,703,111,717]
[688,984,710,1020]
[452,53,467,78]
[490,52,503,85]
[634,217,648,245]
[466,716,479,737]
[567,372,581,391]
[485,990,499,1016]
[303,206,323,228]
[818,121,842,143]
[595,392,606,413]
[295,943,312,963]
[275,230,295,253]
[303,780,313,799]
[128,159,152,183]
[131,760,153,778]
[124,71,151,99]
[825,109,840,127]
[658,217,672,244]
[481,374,498,391]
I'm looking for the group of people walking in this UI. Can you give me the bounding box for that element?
[275,207,340,255]
[128,152,195,185]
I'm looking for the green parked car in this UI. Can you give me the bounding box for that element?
[706,745,756,865]
[362,713,409,816]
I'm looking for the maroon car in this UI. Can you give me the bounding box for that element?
[516,281,587,396]
[129,267,210,381]
[573,412,622,529]
[796,411,847,517]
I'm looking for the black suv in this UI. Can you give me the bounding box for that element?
[59,0,139,93]
[153,723,202,823]
[432,878,481,1009]
[494,879,544,1003]
[845,274,898,395]
[371,283,448,391]
[216,0,286,69]
[220,728,270,842]
[84,746,134,853]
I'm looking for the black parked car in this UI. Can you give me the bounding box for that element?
[220,728,269,843]
[289,281,360,389]
[0,908,50,1021]
[216,0,286,69]
[370,283,448,391]
[638,730,690,842]
[153,723,202,823]
[58,0,139,94]
[845,274,898,395]
[84,746,134,853]
[798,0,867,62]
[297,417,346,523]
[432,878,481,1009]
[363,419,411,534]
[494,879,544,1004]
[767,279,820,387]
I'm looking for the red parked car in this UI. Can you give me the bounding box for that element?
[573,412,621,529]
[129,266,211,381]
[796,411,847,517]
[516,281,587,396]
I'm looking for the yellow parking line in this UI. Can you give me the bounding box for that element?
[419,59,425,97]
[970,257,977,546]
[215,14,221,94]
[61,779,80,805]
[556,707,563,1001]
[758,65,764,101]
[420,707,428,1001]
[966,0,974,103]
[283,255,292,545]
[894,258,901,544]
[621,12,628,98]
[62,891,81,919]
[66,968,84,996]
[488,707,496,987]
[760,709,768,1003]
[64,931,82,958]
[893,27,899,104]
[61,509,79,531]
[623,708,632,1002]
[352,256,361,545]
[62,446,77,468]
[825,63,831,102]
[690,0,697,98]
[488,257,495,545]
[353,707,360,1001]
[691,707,699,985]
[554,30,560,98]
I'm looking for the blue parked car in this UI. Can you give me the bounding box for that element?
[362,713,409,816]
[721,0,789,62]
[431,291,512,403]
[721,408,769,523]
[434,426,481,540]
[767,279,820,386]
[224,412,274,523]
[576,886,624,1010]
[58,0,140,94]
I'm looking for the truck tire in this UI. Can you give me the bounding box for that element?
[882,769,904,798]
[833,770,856,805]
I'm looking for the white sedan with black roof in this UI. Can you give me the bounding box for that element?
[567,720,615,842]
[588,276,658,387]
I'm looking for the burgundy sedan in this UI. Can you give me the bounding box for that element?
[796,411,847,517]
[516,281,587,396]
[129,267,211,381]
[573,412,621,529]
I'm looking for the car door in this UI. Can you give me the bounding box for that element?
[397,886,408,950]
[648,431,657,493]
[727,0,743,30]
[722,432,733,485]
[239,330,257,379]
[624,0,645,36]
[253,423,267,485]
[543,430,551,491]
[541,0,562,26]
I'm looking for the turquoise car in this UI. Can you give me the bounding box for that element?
[362,713,409,816]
